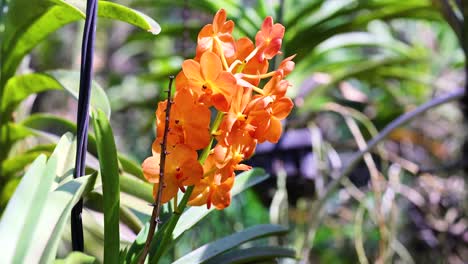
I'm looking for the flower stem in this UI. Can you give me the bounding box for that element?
[138,76,175,264]
[150,111,224,263]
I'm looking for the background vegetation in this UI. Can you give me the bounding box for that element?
[0,0,467,263]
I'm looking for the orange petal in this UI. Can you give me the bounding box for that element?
[265,117,283,143]
[180,158,203,186]
[182,59,203,86]
[212,176,235,210]
[200,51,222,81]
[184,124,210,150]
[216,71,237,92]
[213,9,227,33]
[211,93,230,112]
[153,181,178,204]
[272,97,294,120]
[142,156,160,183]
[188,188,209,206]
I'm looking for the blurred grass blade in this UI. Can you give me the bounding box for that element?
[85,191,143,233]
[204,246,296,264]
[118,154,144,180]
[1,150,52,177]
[21,114,145,179]
[0,123,36,144]
[92,109,120,263]
[173,224,289,264]
[120,173,153,203]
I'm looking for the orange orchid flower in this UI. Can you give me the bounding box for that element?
[255,16,285,62]
[196,9,236,61]
[262,75,291,98]
[143,8,296,211]
[219,86,255,137]
[188,154,236,209]
[142,144,203,203]
[214,128,257,168]
[248,96,294,143]
[182,51,238,112]
[155,89,211,150]
[230,37,269,86]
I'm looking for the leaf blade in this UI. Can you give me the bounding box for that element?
[92,109,121,264]
[173,224,289,264]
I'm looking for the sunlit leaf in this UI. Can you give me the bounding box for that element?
[92,109,120,263]
[2,71,111,121]
[172,224,289,264]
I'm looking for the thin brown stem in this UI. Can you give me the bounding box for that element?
[139,76,175,264]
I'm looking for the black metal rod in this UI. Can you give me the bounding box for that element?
[71,0,97,252]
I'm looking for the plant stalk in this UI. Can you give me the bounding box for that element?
[150,111,224,263]
[139,76,175,264]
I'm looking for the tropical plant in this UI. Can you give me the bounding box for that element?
[0,2,296,263]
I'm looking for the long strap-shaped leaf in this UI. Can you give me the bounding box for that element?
[172,224,289,264]
[92,109,121,263]
[71,0,97,252]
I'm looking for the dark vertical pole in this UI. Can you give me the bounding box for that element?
[71,0,97,252]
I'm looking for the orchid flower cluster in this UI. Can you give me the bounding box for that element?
[142,9,295,210]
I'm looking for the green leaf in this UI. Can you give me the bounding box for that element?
[173,168,269,239]
[0,155,50,263]
[1,152,48,177]
[0,74,62,122]
[1,71,111,123]
[32,174,96,263]
[54,252,97,264]
[21,113,77,136]
[204,246,296,264]
[118,154,145,180]
[125,222,151,263]
[21,115,145,181]
[0,133,95,263]
[49,132,77,186]
[172,224,289,264]
[97,1,161,35]
[48,70,112,118]
[0,123,36,144]
[85,191,143,233]
[92,109,120,264]
[1,0,160,87]
[120,173,154,203]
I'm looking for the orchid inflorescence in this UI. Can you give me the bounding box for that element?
[142,9,295,210]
